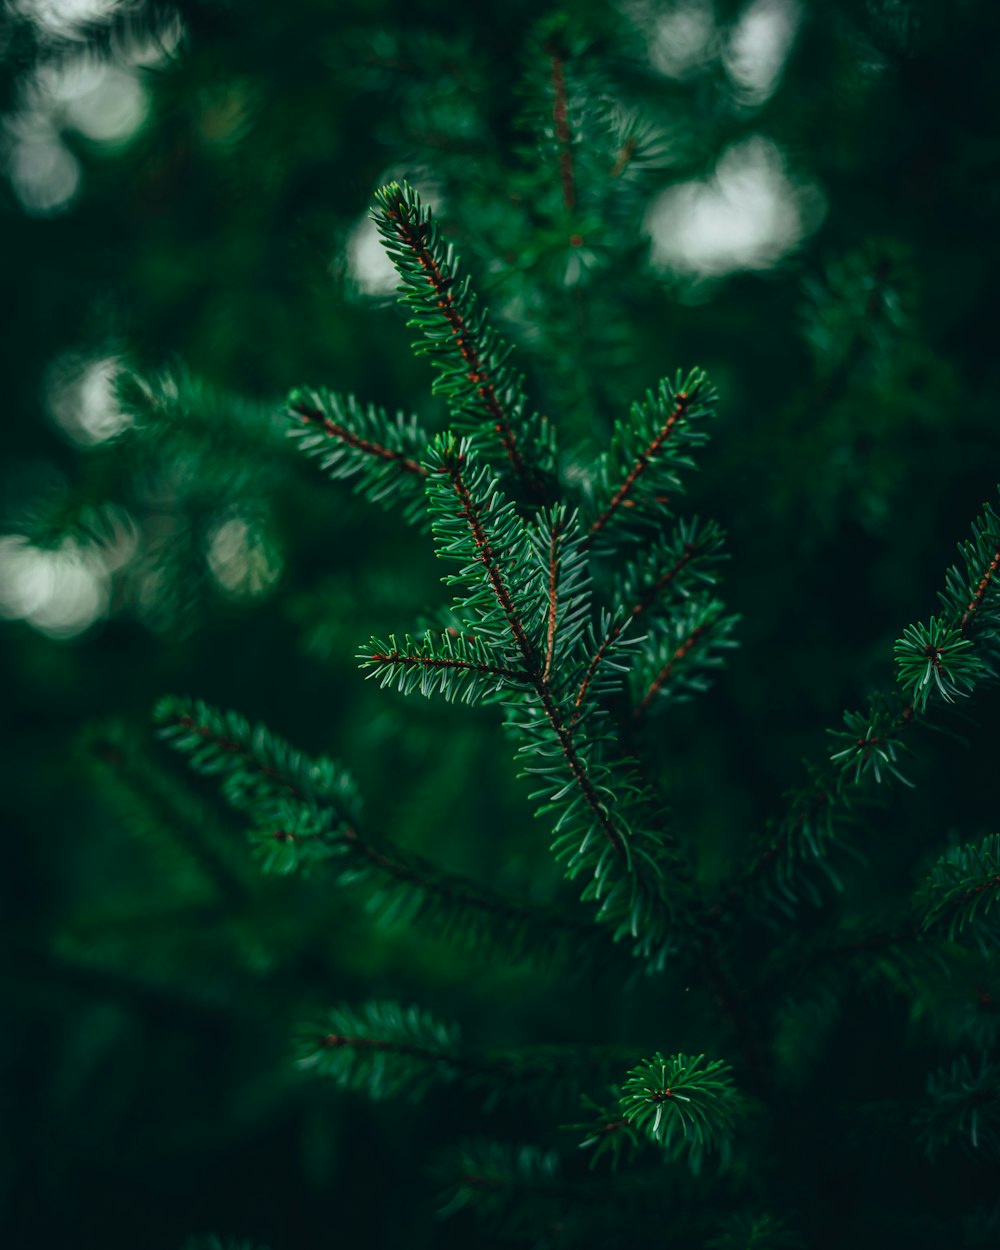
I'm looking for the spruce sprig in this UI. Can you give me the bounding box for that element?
[286,386,429,524]
[435,1140,565,1232]
[894,616,986,711]
[916,1054,1000,1159]
[629,594,740,721]
[372,181,555,496]
[939,496,1000,636]
[297,1002,639,1109]
[417,434,692,958]
[920,834,1000,945]
[616,516,729,618]
[570,1093,644,1171]
[619,1052,743,1173]
[296,1001,462,1100]
[572,517,727,716]
[156,697,596,962]
[892,489,1000,713]
[360,629,529,704]
[586,369,717,544]
[154,695,360,822]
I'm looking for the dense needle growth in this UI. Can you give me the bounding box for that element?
[150,170,1000,1245]
[14,12,1000,1249]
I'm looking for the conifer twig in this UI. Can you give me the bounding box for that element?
[545,38,576,213]
[543,516,564,680]
[369,649,523,680]
[438,451,631,868]
[631,620,713,723]
[290,398,428,478]
[589,390,692,539]
[574,536,707,716]
[416,441,691,958]
[156,698,598,955]
[960,545,1000,635]
[374,183,551,496]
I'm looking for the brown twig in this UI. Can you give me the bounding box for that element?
[574,541,703,717]
[440,455,631,870]
[543,520,563,681]
[546,42,576,213]
[370,650,524,680]
[291,401,428,478]
[382,201,534,488]
[961,548,1000,636]
[589,392,691,538]
[631,622,711,723]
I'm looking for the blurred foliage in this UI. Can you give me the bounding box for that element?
[3,0,1000,1247]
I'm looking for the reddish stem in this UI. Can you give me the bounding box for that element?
[589,393,692,538]
[961,548,1000,635]
[371,651,523,680]
[574,541,703,716]
[382,200,533,488]
[546,43,576,213]
[291,401,428,477]
[631,622,710,723]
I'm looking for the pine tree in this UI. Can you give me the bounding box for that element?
[8,6,1000,1249]
[145,167,999,1243]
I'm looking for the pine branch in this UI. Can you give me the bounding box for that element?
[630,597,740,723]
[570,1094,644,1171]
[704,695,918,936]
[297,1001,639,1108]
[828,696,917,787]
[714,519,998,919]
[527,504,593,688]
[420,437,691,958]
[916,1055,1000,1159]
[619,1052,744,1174]
[156,696,593,962]
[545,35,576,213]
[893,490,1000,712]
[372,181,554,495]
[894,616,987,711]
[543,513,564,680]
[729,493,1000,918]
[331,824,599,953]
[619,517,728,620]
[920,835,1000,946]
[574,517,727,716]
[287,387,429,523]
[571,608,638,721]
[117,366,285,463]
[586,369,717,544]
[426,436,540,660]
[296,1001,462,1100]
[436,1140,571,1231]
[83,721,247,904]
[959,540,1000,636]
[754,493,1000,918]
[360,630,529,703]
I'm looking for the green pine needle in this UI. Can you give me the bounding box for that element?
[920,834,1000,945]
[619,1052,742,1172]
[372,181,555,494]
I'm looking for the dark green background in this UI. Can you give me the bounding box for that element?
[3,1,999,1245]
